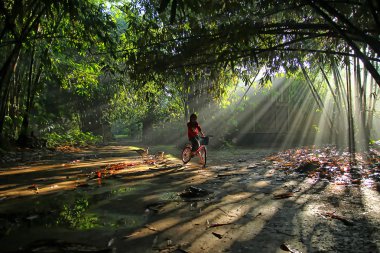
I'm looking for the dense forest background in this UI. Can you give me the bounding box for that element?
[0,0,379,152]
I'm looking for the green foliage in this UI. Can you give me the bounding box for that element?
[2,116,22,139]
[58,197,98,230]
[62,62,101,96]
[1,0,378,148]
[45,129,102,148]
[312,124,320,133]
[112,120,141,138]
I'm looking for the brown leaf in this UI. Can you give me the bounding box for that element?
[212,232,223,239]
[273,192,294,199]
[209,223,232,228]
[322,212,354,226]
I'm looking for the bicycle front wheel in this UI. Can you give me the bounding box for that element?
[182,146,192,164]
[199,146,207,168]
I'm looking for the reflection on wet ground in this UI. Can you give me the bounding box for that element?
[0,144,215,252]
[0,145,379,253]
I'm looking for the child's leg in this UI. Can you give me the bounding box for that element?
[190,137,200,152]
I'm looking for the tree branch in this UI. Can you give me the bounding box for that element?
[307,0,380,86]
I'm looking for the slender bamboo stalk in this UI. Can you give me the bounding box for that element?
[300,63,337,132]
[345,56,355,161]
[368,77,378,132]
[319,62,340,112]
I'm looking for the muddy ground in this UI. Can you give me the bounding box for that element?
[0,143,379,253]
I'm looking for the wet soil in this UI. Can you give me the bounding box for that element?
[0,144,379,253]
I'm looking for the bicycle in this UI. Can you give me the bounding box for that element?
[181,136,210,168]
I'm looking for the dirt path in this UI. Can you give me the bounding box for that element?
[0,144,379,253]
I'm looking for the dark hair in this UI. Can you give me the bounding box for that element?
[190,113,197,120]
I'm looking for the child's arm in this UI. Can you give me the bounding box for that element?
[198,125,205,137]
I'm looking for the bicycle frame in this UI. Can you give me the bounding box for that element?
[185,142,205,156]
[182,135,210,168]
[194,144,205,154]
[182,142,207,167]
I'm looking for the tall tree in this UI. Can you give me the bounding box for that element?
[0,0,117,141]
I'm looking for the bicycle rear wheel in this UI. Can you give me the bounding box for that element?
[182,146,192,164]
[199,146,207,168]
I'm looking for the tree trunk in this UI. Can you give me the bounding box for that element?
[183,72,190,124]
[332,58,348,149]
[18,45,36,146]
[0,44,22,137]
[367,77,378,134]
[355,57,370,152]
[0,4,45,138]
[8,70,21,139]
[345,58,355,161]
[300,63,336,133]
[319,63,339,143]
[142,112,154,143]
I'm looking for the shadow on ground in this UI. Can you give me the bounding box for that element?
[0,144,379,253]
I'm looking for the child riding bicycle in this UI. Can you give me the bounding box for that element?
[187,113,204,156]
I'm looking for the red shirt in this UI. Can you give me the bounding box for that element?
[187,121,201,139]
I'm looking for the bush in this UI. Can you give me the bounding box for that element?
[45,130,102,148]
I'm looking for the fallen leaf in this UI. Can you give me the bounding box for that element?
[273,192,294,199]
[209,223,232,228]
[26,215,39,220]
[322,212,354,226]
[179,186,210,198]
[280,243,291,251]
[212,232,223,239]
[280,243,301,252]
[107,238,114,247]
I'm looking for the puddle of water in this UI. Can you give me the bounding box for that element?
[0,168,191,252]
[95,212,146,229]
[108,182,152,196]
[0,180,156,236]
[159,192,181,201]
